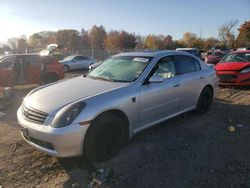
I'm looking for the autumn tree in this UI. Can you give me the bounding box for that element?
[163,35,176,49]
[180,32,198,47]
[105,30,136,52]
[105,31,120,52]
[89,25,107,50]
[218,20,238,48]
[80,28,90,50]
[144,35,164,50]
[29,31,55,49]
[203,37,220,50]
[119,31,136,50]
[54,30,81,52]
[236,21,250,48]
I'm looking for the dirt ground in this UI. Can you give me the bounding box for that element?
[0,72,250,187]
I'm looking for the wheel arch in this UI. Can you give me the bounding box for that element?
[91,109,130,141]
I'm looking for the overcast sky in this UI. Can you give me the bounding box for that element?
[0,0,249,42]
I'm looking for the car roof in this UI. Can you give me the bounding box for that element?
[114,50,193,58]
[176,48,197,51]
[3,54,42,58]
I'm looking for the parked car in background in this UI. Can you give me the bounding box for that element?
[17,50,217,162]
[215,50,250,86]
[176,48,201,59]
[59,55,96,72]
[206,51,225,65]
[0,54,64,87]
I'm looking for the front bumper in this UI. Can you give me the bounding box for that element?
[17,107,90,157]
[217,71,250,86]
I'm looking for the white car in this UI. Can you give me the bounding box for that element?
[59,55,96,72]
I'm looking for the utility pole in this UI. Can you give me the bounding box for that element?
[91,37,94,58]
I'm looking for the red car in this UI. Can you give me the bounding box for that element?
[215,50,250,86]
[206,51,225,65]
[0,54,64,87]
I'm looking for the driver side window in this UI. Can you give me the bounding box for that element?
[153,56,176,79]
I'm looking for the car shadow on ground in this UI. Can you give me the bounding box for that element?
[57,101,250,188]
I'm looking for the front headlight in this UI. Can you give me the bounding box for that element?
[51,102,86,128]
[240,67,250,74]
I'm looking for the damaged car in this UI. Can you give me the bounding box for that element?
[17,50,217,161]
[0,54,64,86]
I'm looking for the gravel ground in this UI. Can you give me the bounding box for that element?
[0,72,250,188]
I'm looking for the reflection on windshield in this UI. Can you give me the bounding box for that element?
[221,53,250,63]
[87,56,151,82]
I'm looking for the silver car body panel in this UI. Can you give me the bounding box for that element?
[17,50,218,157]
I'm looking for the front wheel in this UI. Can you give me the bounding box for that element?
[63,65,69,72]
[83,113,127,162]
[196,87,213,114]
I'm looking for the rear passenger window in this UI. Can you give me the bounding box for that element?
[194,59,201,71]
[175,55,200,74]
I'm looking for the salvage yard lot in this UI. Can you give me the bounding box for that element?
[0,71,250,187]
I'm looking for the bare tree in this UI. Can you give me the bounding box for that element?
[218,20,238,48]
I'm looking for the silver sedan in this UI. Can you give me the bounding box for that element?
[17,50,218,161]
[59,55,96,72]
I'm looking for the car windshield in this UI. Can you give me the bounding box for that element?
[62,55,76,61]
[211,52,223,56]
[220,53,250,63]
[87,56,151,82]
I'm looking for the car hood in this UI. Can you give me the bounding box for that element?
[24,76,128,114]
[216,62,250,71]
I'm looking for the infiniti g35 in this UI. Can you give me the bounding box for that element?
[17,50,218,161]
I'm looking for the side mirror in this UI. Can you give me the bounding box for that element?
[149,75,164,83]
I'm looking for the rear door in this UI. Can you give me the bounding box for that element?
[174,55,204,110]
[139,56,182,126]
[22,56,42,84]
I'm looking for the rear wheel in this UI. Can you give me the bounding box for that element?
[84,113,127,162]
[196,87,213,114]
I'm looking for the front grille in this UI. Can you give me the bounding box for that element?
[22,105,48,124]
[219,74,238,80]
[218,74,238,83]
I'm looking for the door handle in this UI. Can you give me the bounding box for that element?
[173,83,180,87]
[200,76,204,80]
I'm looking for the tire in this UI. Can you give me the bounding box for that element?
[196,87,213,114]
[84,113,127,162]
[44,74,59,84]
[63,65,70,72]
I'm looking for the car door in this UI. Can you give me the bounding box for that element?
[22,56,42,84]
[139,56,182,126]
[174,55,203,110]
[0,57,15,86]
[79,56,92,69]
[73,56,85,69]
